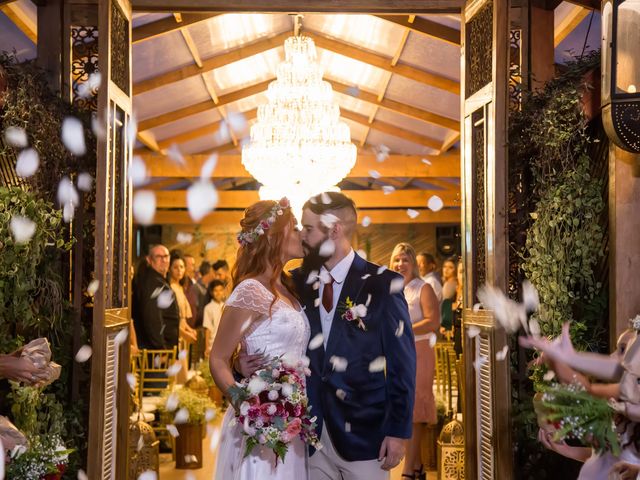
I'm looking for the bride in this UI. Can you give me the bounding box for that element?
[209,198,310,479]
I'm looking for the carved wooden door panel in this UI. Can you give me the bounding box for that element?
[88,0,133,478]
[460,0,512,478]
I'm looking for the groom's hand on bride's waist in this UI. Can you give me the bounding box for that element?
[234,352,268,378]
[378,436,406,471]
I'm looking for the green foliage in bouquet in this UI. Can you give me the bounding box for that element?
[5,434,73,480]
[537,382,620,456]
[158,387,218,425]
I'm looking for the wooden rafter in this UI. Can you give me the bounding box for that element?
[1,2,36,43]
[156,109,257,150]
[440,130,461,152]
[152,208,460,226]
[138,78,271,131]
[342,109,442,150]
[142,152,460,178]
[375,15,460,45]
[330,79,459,132]
[148,188,460,208]
[193,141,238,156]
[137,131,161,152]
[133,31,290,95]
[201,75,240,146]
[131,0,463,14]
[554,5,589,47]
[132,13,219,43]
[306,30,460,94]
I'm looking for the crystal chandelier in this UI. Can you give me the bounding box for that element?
[242,24,357,218]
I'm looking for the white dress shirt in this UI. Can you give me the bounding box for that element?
[318,249,355,349]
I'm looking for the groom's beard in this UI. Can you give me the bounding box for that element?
[301,239,331,275]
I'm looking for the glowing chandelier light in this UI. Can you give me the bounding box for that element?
[242,23,357,218]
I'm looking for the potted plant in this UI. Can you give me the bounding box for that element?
[158,386,217,469]
[5,434,72,480]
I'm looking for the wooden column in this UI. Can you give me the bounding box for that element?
[609,147,640,343]
[529,3,555,90]
[35,0,64,92]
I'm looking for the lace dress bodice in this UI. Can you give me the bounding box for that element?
[226,279,310,361]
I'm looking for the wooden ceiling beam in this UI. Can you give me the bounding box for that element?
[131,0,463,14]
[151,207,461,226]
[375,15,460,45]
[564,0,600,10]
[138,78,271,131]
[132,13,219,43]
[341,109,442,150]
[554,5,589,47]
[156,109,257,149]
[1,2,36,43]
[306,30,460,95]
[330,79,459,132]
[149,188,460,209]
[141,152,460,178]
[133,31,289,95]
[193,141,238,156]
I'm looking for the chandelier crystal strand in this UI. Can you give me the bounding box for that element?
[242,35,357,218]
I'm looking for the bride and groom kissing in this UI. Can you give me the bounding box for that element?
[209,192,417,480]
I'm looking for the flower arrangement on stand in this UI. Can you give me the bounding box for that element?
[5,434,72,480]
[227,355,321,464]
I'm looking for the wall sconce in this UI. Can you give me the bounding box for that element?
[601,0,640,153]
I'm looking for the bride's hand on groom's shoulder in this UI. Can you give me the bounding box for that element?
[378,436,405,471]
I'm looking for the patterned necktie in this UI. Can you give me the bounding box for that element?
[322,274,334,312]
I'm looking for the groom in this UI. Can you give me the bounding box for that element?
[295,192,416,480]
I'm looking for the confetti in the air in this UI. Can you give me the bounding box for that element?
[129,156,148,187]
[377,265,387,275]
[522,280,540,313]
[427,332,437,348]
[77,172,93,192]
[389,277,404,294]
[57,176,80,207]
[61,117,86,156]
[91,115,106,140]
[368,356,386,372]
[87,279,100,296]
[157,289,174,309]
[496,345,509,361]
[406,209,419,219]
[178,349,188,361]
[75,345,93,363]
[314,297,320,308]
[361,274,371,280]
[166,425,179,438]
[345,422,351,432]
[4,126,28,148]
[308,333,324,350]
[209,426,222,452]
[320,192,332,204]
[329,356,348,372]
[395,320,405,337]
[205,240,218,250]
[187,180,218,222]
[114,327,129,345]
[336,389,346,400]
[167,143,185,166]
[467,326,481,339]
[10,216,36,244]
[126,115,138,145]
[356,249,367,260]
[205,408,217,422]
[166,362,182,377]
[200,153,218,179]
[126,373,136,390]
[138,471,158,480]
[319,239,336,257]
[77,470,88,480]
[374,144,390,162]
[133,190,156,226]
[174,408,189,424]
[63,202,75,223]
[176,232,194,244]
[427,195,444,212]
[477,282,538,334]
[529,318,541,337]
[382,185,395,195]
[320,213,339,228]
[543,370,556,381]
[472,303,482,313]
[16,148,39,177]
[369,170,381,179]
[473,356,488,371]
[361,216,372,227]
[227,111,248,132]
[166,393,179,412]
[421,158,432,165]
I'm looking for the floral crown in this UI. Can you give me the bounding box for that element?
[237,197,291,247]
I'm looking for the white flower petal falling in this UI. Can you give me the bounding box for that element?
[329,356,348,372]
[395,320,405,337]
[166,393,179,412]
[308,333,324,350]
[176,232,194,244]
[187,180,218,222]
[77,469,89,480]
[374,144,390,162]
[75,345,93,363]
[389,277,404,294]
[165,425,180,438]
[166,362,182,377]
[361,216,372,227]
[87,279,100,296]
[129,156,148,187]
[377,266,387,275]
[157,290,175,309]
[421,158,432,165]
[369,169,381,179]
[467,325,481,338]
[61,117,86,156]
[319,239,335,257]
[10,216,36,244]
[200,153,218,179]
[77,172,93,192]
[495,345,509,361]
[406,209,419,219]
[320,213,339,228]
[126,373,136,390]
[427,195,444,212]
[114,328,129,345]
[382,185,395,195]
[16,148,39,177]
[132,191,156,226]
[4,126,28,147]
[174,408,189,424]
[368,356,386,372]
[167,143,185,165]
[543,370,555,381]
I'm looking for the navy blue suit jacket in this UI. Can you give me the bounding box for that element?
[293,253,416,462]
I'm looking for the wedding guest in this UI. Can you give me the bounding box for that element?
[167,253,198,347]
[213,259,232,299]
[390,243,440,480]
[203,279,226,357]
[440,257,458,335]
[452,259,464,356]
[132,245,180,350]
[186,261,216,360]
[417,252,443,302]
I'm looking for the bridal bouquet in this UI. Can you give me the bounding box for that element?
[534,382,620,455]
[227,355,321,463]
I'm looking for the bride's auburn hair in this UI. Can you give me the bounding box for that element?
[232,200,298,309]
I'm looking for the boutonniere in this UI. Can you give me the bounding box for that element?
[338,296,367,331]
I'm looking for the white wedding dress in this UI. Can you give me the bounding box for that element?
[214,279,310,480]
